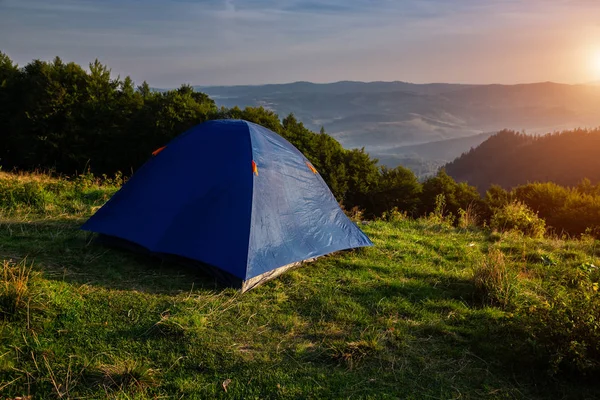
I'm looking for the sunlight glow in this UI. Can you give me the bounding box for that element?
[592,50,600,80]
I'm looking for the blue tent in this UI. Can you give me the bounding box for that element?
[81,119,373,291]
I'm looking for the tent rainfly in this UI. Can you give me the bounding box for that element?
[81,119,373,291]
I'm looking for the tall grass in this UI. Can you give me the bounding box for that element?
[473,249,519,309]
[1,259,35,319]
[0,171,120,218]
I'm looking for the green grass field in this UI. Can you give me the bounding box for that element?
[1,172,599,399]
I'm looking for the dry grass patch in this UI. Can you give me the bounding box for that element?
[473,249,519,309]
[1,258,36,319]
[88,358,157,392]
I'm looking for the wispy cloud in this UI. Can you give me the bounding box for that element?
[1,0,599,86]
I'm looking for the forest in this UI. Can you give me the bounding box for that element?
[2,51,600,238]
[446,128,600,193]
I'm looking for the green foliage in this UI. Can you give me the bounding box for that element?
[484,184,511,212]
[0,172,119,217]
[380,207,409,223]
[482,234,600,377]
[1,173,600,397]
[0,54,218,175]
[420,169,486,220]
[509,182,600,238]
[425,193,455,227]
[366,165,422,216]
[445,128,600,194]
[458,203,480,229]
[490,201,546,238]
[0,54,394,215]
[523,274,600,376]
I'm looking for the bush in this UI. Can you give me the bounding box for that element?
[490,201,546,238]
[511,182,600,238]
[458,203,480,229]
[424,193,455,227]
[380,207,409,223]
[522,278,600,375]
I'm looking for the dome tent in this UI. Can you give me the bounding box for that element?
[81,119,373,292]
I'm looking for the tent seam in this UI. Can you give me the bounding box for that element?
[244,121,255,282]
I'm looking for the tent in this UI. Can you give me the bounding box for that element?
[81,119,373,291]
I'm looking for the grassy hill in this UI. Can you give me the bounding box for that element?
[1,172,599,399]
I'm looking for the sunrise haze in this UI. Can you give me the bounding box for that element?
[2,0,600,87]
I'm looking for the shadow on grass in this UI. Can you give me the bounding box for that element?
[0,219,229,294]
[286,264,578,393]
[4,221,600,399]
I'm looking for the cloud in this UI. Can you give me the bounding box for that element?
[1,0,598,86]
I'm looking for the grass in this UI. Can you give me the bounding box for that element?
[472,249,519,309]
[1,259,34,319]
[1,172,600,398]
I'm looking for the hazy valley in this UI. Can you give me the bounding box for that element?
[193,81,600,175]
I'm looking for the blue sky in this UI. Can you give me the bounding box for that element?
[1,0,600,87]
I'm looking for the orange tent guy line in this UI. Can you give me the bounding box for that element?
[306,161,317,174]
[152,146,167,156]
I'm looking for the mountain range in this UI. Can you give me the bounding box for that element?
[183,81,600,176]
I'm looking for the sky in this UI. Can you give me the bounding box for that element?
[1,0,600,87]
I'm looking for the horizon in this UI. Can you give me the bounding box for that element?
[190,79,600,89]
[2,1,600,87]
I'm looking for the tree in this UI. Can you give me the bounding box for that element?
[420,168,482,218]
[0,52,19,165]
[368,165,422,215]
[0,54,392,218]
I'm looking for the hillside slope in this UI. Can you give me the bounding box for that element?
[1,173,599,398]
[445,128,600,192]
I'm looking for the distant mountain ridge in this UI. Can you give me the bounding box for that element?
[194,80,478,96]
[157,80,600,175]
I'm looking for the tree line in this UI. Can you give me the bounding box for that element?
[0,52,438,217]
[3,52,600,238]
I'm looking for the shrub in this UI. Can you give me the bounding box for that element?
[458,203,480,229]
[380,207,409,223]
[490,201,546,238]
[511,182,600,238]
[425,193,455,226]
[522,280,600,375]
